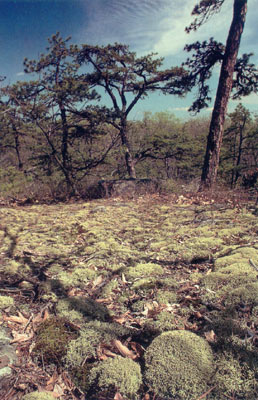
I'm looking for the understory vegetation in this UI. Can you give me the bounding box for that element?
[1,194,258,399]
[1,105,258,203]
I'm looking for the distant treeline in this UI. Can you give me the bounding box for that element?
[1,104,258,201]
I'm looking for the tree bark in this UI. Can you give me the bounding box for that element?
[120,119,136,179]
[199,0,248,191]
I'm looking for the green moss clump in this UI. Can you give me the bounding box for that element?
[56,297,110,322]
[156,290,178,305]
[132,277,160,292]
[88,356,142,398]
[144,330,214,399]
[57,266,98,289]
[131,300,147,313]
[0,295,14,309]
[215,247,258,270]
[126,263,164,280]
[155,311,184,332]
[33,317,78,364]
[65,321,131,368]
[56,299,84,322]
[201,267,258,307]
[22,392,56,400]
[144,312,184,335]
[214,353,258,399]
[158,277,179,290]
[65,328,113,368]
[101,279,118,297]
[226,282,258,306]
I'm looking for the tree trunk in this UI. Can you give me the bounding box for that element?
[120,119,136,179]
[59,102,77,196]
[234,116,246,184]
[199,0,248,191]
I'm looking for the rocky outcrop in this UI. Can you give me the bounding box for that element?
[0,327,17,381]
[98,178,158,198]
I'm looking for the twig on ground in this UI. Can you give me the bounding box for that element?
[249,259,258,273]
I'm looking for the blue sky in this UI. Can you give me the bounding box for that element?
[1,0,258,119]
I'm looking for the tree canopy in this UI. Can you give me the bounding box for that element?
[71,42,189,178]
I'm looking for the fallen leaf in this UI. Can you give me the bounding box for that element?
[204,330,217,343]
[7,312,28,325]
[92,275,103,287]
[46,371,58,389]
[67,288,79,297]
[112,312,130,325]
[129,342,145,358]
[97,344,117,360]
[113,340,137,360]
[52,384,64,397]
[194,311,203,319]
[11,331,34,343]
[43,309,50,321]
[114,392,124,400]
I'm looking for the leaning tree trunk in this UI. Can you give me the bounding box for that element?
[199,0,248,191]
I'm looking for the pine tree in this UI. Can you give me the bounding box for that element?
[184,0,258,190]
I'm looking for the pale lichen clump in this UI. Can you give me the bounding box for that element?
[144,330,214,399]
[202,246,258,307]
[56,299,84,322]
[65,321,131,368]
[126,263,164,280]
[88,356,142,398]
[57,266,98,289]
[156,290,178,305]
[214,353,258,399]
[131,277,159,292]
[65,327,113,368]
[22,392,56,400]
[215,247,258,270]
[144,311,184,334]
[0,295,14,309]
[56,297,109,322]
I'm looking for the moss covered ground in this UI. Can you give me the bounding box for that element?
[0,194,258,399]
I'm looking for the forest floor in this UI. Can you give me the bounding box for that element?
[0,192,258,400]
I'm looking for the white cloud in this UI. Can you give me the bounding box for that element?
[234,93,258,106]
[79,0,257,62]
[173,107,189,112]
[16,71,25,76]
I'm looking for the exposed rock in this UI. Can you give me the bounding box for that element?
[98,178,159,198]
[0,327,17,381]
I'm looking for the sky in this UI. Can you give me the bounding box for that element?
[1,0,258,119]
